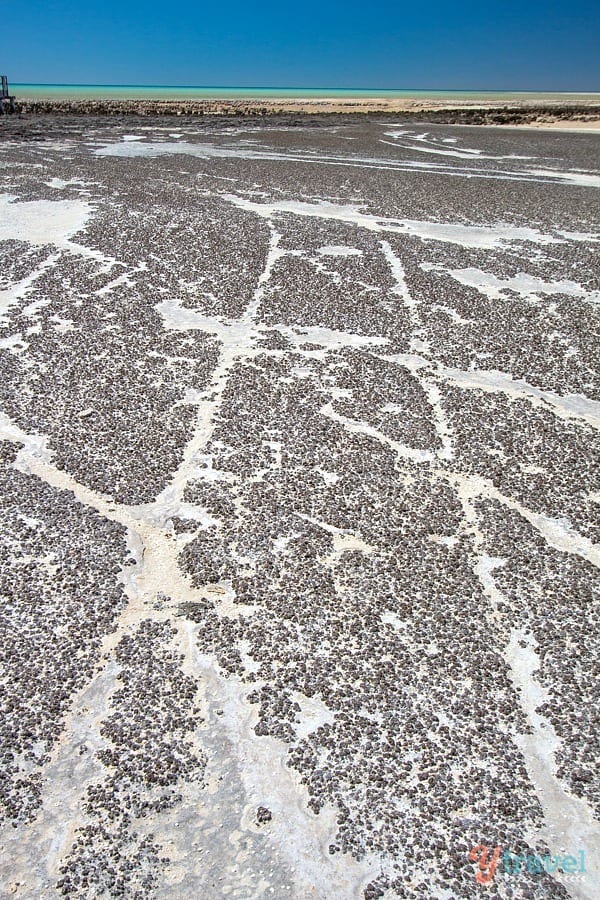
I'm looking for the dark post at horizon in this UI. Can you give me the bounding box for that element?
[0,75,16,113]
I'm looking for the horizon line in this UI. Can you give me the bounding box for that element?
[11,82,600,94]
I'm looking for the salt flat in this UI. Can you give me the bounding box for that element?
[0,117,598,898]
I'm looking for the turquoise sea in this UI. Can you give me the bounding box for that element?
[12,84,600,102]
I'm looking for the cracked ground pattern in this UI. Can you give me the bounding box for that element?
[0,117,598,898]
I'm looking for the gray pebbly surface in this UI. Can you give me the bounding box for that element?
[0,117,598,898]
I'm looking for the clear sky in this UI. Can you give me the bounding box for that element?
[2,0,599,90]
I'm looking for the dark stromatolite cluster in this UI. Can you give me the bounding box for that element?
[0,441,128,825]
[0,118,596,898]
[57,620,206,897]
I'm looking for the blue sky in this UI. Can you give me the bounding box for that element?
[3,0,599,89]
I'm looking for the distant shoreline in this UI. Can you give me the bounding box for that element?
[5,98,600,129]
[12,85,600,101]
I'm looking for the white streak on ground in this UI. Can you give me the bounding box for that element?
[157,300,388,356]
[0,403,380,896]
[187,631,378,899]
[379,240,417,310]
[446,470,598,569]
[223,193,597,249]
[279,323,388,351]
[504,629,600,899]
[454,488,600,900]
[295,511,376,558]
[380,352,600,430]
[380,241,455,459]
[432,366,600,430]
[0,663,120,895]
[0,219,381,895]
[0,411,53,460]
[382,129,536,161]
[422,263,600,303]
[94,262,147,297]
[241,224,284,322]
[0,252,61,323]
[527,168,600,188]
[317,245,363,257]
[92,139,597,186]
[320,399,434,463]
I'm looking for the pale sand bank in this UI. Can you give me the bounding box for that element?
[7,95,600,129]
[500,119,600,132]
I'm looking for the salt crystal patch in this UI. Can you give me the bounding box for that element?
[317,245,363,257]
[0,194,91,248]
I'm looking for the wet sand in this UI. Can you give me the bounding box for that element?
[0,118,598,899]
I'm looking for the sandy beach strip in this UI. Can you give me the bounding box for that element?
[7,96,600,128]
